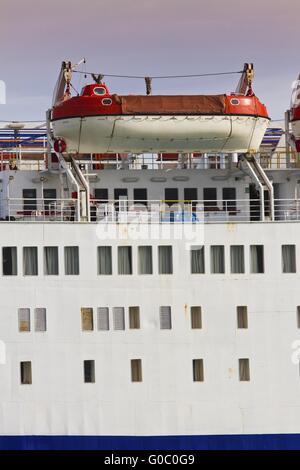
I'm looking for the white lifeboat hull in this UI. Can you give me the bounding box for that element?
[52,114,269,154]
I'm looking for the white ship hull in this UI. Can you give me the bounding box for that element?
[52,115,269,154]
[0,219,300,449]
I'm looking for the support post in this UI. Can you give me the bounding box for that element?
[285,110,291,168]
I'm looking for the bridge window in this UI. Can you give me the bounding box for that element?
[3,246,17,275]
[158,246,173,274]
[23,247,38,276]
[98,246,112,275]
[118,246,132,275]
[191,246,205,274]
[230,245,245,274]
[282,245,296,273]
[64,246,79,275]
[250,245,264,273]
[210,245,225,274]
[44,246,59,275]
[138,246,153,274]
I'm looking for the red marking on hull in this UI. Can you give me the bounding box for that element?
[51,84,269,121]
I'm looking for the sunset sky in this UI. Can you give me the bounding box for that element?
[0,0,299,121]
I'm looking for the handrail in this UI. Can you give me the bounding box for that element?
[241,156,265,221]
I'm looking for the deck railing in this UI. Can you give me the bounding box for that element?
[1,150,300,172]
[0,198,77,222]
[1,197,300,223]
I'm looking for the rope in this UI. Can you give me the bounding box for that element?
[73,70,243,80]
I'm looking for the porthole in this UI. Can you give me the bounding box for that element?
[93,86,107,96]
[230,98,240,105]
[102,98,112,106]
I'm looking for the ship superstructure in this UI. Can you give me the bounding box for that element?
[0,63,300,449]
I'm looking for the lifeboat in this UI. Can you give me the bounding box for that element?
[51,63,269,154]
[290,74,300,151]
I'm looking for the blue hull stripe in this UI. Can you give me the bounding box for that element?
[1,434,300,450]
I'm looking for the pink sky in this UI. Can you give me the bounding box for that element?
[0,0,299,121]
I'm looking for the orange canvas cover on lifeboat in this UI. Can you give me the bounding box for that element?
[119,95,226,115]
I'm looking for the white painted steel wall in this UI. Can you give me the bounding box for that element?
[0,222,299,436]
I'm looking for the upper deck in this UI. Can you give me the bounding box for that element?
[1,120,300,224]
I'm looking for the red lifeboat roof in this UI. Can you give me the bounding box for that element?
[51,83,269,120]
[80,83,110,97]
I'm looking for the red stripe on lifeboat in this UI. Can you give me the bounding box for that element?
[225,95,268,118]
[291,106,300,121]
[52,84,269,120]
